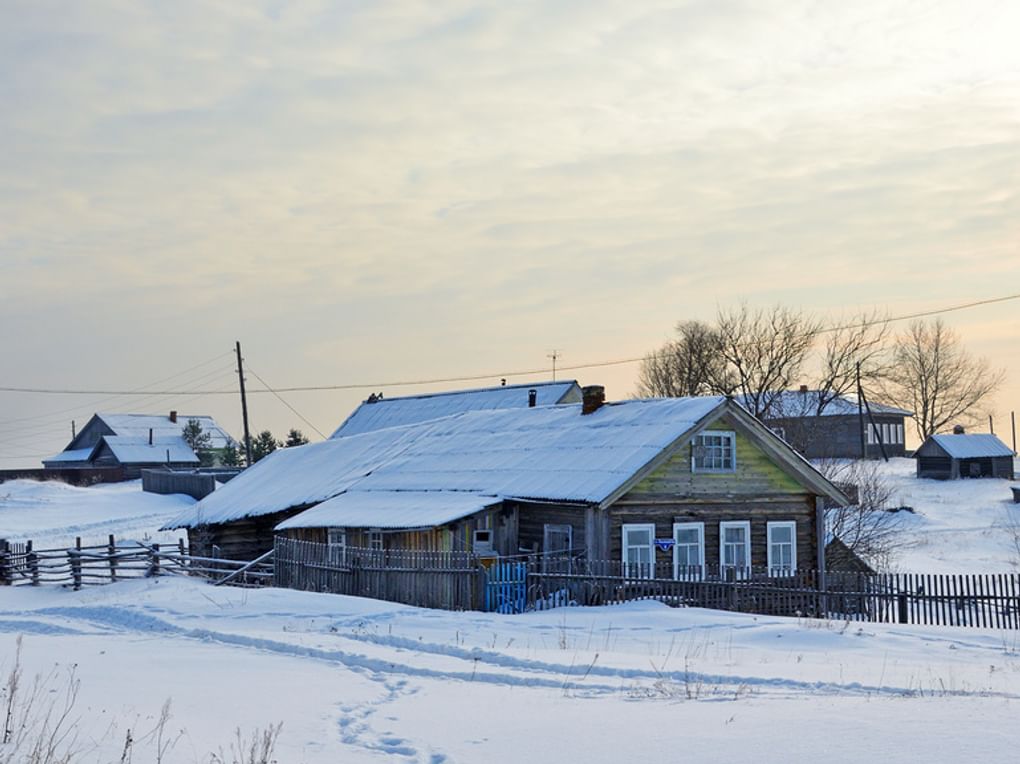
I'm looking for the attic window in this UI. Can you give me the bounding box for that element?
[692,431,736,472]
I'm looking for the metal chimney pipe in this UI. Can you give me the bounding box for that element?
[528,389,537,407]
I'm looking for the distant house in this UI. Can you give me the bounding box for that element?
[43,411,234,479]
[914,432,1015,480]
[165,388,849,579]
[752,389,914,459]
[330,380,582,438]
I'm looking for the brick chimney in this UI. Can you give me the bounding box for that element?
[799,385,809,394]
[169,410,178,423]
[581,385,606,415]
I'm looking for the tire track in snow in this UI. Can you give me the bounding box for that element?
[27,605,1020,702]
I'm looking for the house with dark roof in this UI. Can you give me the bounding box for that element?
[330,380,582,438]
[914,431,1015,480]
[165,387,849,580]
[43,411,234,478]
[751,388,914,459]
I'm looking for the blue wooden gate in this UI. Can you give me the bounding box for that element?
[484,561,528,614]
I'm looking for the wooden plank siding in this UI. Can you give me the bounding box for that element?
[606,417,819,569]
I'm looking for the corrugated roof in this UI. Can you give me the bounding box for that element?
[277,491,500,530]
[927,434,1015,459]
[330,380,582,438]
[750,391,913,419]
[97,414,234,449]
[101,436,200,464]
[164,396,726,530]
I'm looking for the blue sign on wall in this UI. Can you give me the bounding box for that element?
[654,538,675,552]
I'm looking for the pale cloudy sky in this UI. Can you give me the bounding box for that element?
[2,0,1019,465]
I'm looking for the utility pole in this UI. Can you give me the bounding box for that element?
[856,362,866,459]
[235,341,253,467]
[547,350,560,381]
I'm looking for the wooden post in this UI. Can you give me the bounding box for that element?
[27,541,38,586]
[108,534,117,582]
[149,543,161,578]
[70,537,83,591]
[897,592,908,624]
[0,539,8,586]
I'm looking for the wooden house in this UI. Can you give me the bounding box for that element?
[166,387,849,578]
[752,389,913,459]
[914,432,1015,480]
[43,412,234,479]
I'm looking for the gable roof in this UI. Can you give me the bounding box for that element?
[923,433,1015,459]
[98,435,200,464]
[278,491,501,531]
[91,414,233,449]
[750,391,913,419]
[164,396,849,531]
[330,380,582,438]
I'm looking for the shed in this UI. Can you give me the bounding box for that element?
[914,433,1015,480]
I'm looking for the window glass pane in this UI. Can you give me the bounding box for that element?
[723,526,745,543]
[676,528,698,545]
[770,526,792,543]
[627,528,651,545]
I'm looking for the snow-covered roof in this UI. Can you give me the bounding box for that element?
[330,380,582,438]
[926,434,1015,459]
[751,391,913,419]
[96,414,233,449]
[165,396,728,529]
[101,436,200,464]
[277,491,501,530]
[42,448,93,464]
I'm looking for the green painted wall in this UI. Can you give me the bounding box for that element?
[627,414,804,499]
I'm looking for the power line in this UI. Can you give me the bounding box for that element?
[1,292,1018,397]
[244,365,327,440]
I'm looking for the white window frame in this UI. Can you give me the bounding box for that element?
[719,521,751,579]
[896,423,904,445]
[368,529,383,552]
[672,522,705,580]
[622,523,656,580]
[327,527,347,566]
[692,430,736,473]
[766,521,797,575]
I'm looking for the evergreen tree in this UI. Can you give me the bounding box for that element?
[220,439,242,467]
[182,418,215,466]
[284,428,310,448]
[251,430,280,463]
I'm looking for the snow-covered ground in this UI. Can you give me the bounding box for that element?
[1,578,1018,763]
[0,479,193,548]
[879,458,1020,572]
[0,471,1018,761]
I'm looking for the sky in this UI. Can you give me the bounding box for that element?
[1,0,1018,466]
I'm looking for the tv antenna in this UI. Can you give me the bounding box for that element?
[547,349,560,381]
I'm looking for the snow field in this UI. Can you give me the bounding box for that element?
[1,578,1018,763]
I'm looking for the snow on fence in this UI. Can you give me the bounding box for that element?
[0,536,273,589]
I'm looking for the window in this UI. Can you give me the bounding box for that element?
[673,522,704,580]
[368,530,383,551]
[543,524,572,555]
[719,521,751,578]
[767,521,797,575]
[473,529,494,554]
[622,524,655,579]
[692,431,736,472]
[327,528,347,566]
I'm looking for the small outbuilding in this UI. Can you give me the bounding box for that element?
[914,432,1016,480]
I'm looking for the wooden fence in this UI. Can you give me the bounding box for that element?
[0,536,273,589]
[526,559,1020,629]
[274,537,486,610]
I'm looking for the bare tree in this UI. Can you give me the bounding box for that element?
[883,319,1004,441]
[819,460,905,571]
[714,304,821,418]
[636,321,724,398]
[812,310,891,414]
